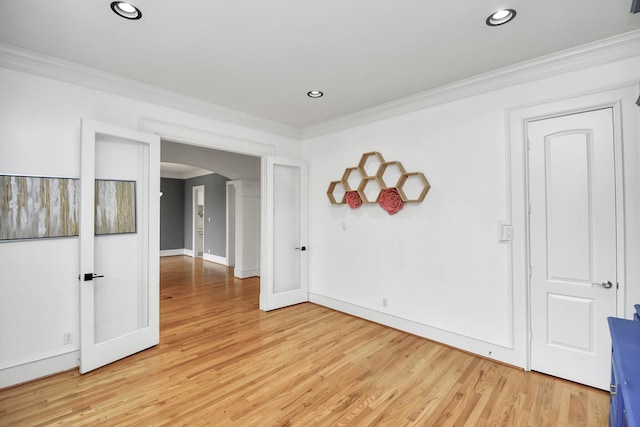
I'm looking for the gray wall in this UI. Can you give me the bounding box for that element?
[184,173,229,256]
[160,178,185,250]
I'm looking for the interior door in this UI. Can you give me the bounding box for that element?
[528,108,618,390]
[79,119,160,374]
[261,156,308,311]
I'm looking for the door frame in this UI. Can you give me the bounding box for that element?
[508,86,637,371]
[226,182,236,268]
[192,185,205,258]
[139,119,308,311]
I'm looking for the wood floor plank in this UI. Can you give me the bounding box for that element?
[0,256,609,426]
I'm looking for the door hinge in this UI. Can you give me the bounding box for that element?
[526,138,531,151]
[528,265,532,277]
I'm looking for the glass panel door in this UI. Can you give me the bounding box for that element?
[262,156,308,311]
[79,119,160,373]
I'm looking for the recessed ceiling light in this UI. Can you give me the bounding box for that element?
[307,90,324,98]
[111,1,142,20]
[486,9,516,26]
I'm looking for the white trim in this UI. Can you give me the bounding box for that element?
[303,30,640,138]
[309,293,524,368]
[226,182,236,269]
[0,350,79,389]
[160,249,189,257]
[0,43,300,140]
[140,118,276,157]
[2,30,638,142]
[203,253,227,266]
[234,268,259,279]
[184,249,194,257]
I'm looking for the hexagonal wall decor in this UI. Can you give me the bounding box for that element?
[326,180,347,204]
[342,167,362,191]
[327,151,431,214]
[378,161,406,189]
[397,172,431,202]
[358,151,385,178]
[358,177,382,203]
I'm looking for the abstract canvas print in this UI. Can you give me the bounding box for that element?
[0,175,80,241]
[95,180,136,235]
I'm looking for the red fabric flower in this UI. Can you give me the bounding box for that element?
[345,191,363,208]
[378,188,403,215]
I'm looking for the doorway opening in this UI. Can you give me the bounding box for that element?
[158,138,262,287]
[193,185,205,258]
[146,118,308,313]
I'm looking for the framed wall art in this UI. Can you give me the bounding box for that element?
[0,175,80,241]
[0,175,137,241]
[95,179,137,235]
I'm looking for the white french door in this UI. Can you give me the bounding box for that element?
[261,156,308,311]
[528,108,618,389]
[79,119,160,374]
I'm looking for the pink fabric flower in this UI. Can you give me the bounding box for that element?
[378,188,403,215]
[345,191,363,208]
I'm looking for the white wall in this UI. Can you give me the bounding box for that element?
[303,54,640,367]
[1,37,638,387]
[0,66,300,387]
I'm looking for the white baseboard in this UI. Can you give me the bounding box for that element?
[308,292,525,368]
[203,253,227,266]
[0,350,79,389]
[234,268,260,279]
[160,248,189,257]
[171,249,226,265]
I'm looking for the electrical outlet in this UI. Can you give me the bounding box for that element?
[63,333,73,345]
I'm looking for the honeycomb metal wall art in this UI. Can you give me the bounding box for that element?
[327,152,431,215]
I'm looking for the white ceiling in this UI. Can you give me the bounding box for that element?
[160,140,260,180]
[160,162,212,180]
[1,0,638,131]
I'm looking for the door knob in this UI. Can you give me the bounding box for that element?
[592,281,613,289]
[295,246,306,251]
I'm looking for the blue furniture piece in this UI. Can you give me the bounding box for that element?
[635,305,640,322]
[608,316,640,427]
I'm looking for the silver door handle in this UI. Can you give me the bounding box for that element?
[295,246,307,251]
[592,281,613,289]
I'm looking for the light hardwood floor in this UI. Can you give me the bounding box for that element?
[0,256,609,426]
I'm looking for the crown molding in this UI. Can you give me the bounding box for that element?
[0,43,301,140]
[2,30,639,142]
[302,30,640,139]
